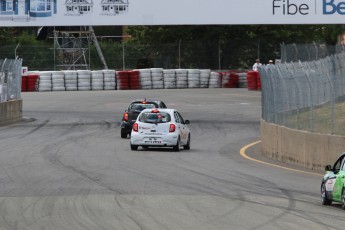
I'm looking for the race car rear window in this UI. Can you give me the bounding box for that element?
[130,103,156,111]
[139,112,171,123]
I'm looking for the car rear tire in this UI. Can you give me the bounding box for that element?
[173,139,180,152]
[130,144,138,151]
[121,129,127,139]
[183,134,191,150]
[321,182,332,205]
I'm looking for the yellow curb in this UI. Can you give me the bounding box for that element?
[240,140,323,176]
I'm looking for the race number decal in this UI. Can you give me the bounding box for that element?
[326,179,336,192]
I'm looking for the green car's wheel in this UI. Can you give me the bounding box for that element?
[321,182,332,205]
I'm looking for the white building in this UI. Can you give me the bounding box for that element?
[101,0,129,15]
[0,0,56,21]
[65,0,93,16]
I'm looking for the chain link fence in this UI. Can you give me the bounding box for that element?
[0,58,23,102]
[260,50,345,136]
[0,40,268,71]
[280,42,345,63]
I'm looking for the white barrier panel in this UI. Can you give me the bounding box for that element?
[1,0,345,27]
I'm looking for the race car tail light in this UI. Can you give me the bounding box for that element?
[133,123,139,132]
[169,124,176,132]
[123,112,129,122]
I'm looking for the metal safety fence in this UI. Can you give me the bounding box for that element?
[280,42,345,63]
[260,52,345,136]
[0,58,23,102]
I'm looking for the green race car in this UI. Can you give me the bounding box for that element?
[321,152,345,208]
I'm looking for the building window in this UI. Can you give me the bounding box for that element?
[31,0,52,12]
[6,0,13,11]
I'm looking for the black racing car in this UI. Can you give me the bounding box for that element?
[120,99,167,138]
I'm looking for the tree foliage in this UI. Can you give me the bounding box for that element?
[0,25,344,70]
[125,25,344,69]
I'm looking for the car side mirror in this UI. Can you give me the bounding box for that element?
[325,165,332,171]
[184,120,190,124]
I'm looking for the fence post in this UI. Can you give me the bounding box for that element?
[320,59,335,134]
[296,61,314,132]
[122,42,125,70]
[178,39,181,69]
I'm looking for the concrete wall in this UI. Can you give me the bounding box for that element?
[261,119,345,171]
[0,99,22,125]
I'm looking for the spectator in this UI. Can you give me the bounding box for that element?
[252,59,262,71]
[267,60,274,67]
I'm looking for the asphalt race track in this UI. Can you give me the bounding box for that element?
[0,89,343,230]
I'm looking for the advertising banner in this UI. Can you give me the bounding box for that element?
[0,0,345,26]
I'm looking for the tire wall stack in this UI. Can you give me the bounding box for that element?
[163,70,176,89]
[91,71,104,90]
[27,69,253,92]
[64,71,78,91]
[246,71,261,91]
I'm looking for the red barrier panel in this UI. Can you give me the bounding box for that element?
[117,71,130,90]
[21,76,28,92]
[221,72,230,88]
[128,70,141,90]
[256,72,261,91]
[27,75,39,92]
[247,71,258,90]
[228,72,239,88]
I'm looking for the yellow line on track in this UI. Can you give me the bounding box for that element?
[240,140,323,176]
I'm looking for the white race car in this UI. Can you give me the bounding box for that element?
[130,108,191,151]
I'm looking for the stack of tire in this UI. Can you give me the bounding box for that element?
[129,70,141,90]
[91,70,104,90]
[176,69,188,89]
[27,74,39,92]
[247,71,259,90]
[139,69,152,90]
[116,71,130,90]
[151,68,164,89]
[256,72,261,90]
[77,70,91,91]
[64,70,78,91]
[52,71,65,91]
[209,72,222,88]
[187,69,200,88]
[103,69,116,90]
[221,72,231,88]
[238,73,248,88]
[200,69,211,88]
[21,76,27,92]
[163,69,176,89]
[227,72,239,88]
[38,71,52,92]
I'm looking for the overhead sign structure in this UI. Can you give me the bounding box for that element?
[1,0,345,26]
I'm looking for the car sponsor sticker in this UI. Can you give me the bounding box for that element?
[326,179,336,191]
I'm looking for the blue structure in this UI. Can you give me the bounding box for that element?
[0,0,57,21]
